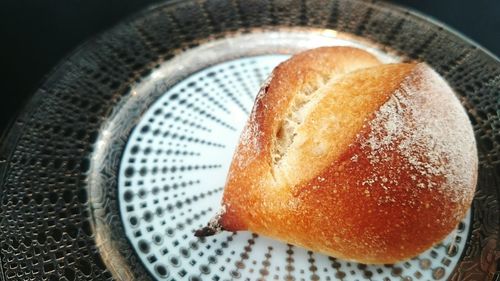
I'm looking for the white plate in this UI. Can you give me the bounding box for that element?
[117,32,470,281]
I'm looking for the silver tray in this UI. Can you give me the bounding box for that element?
[0,0,498,280]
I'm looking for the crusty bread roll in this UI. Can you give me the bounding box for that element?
[197,47,478,264]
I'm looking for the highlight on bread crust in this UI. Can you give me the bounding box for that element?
[196,46,478,264]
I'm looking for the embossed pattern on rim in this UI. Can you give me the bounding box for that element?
[0,0,498,280]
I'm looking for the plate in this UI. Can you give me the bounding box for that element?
[0,0,498,280]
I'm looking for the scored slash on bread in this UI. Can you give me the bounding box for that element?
[196,47,477,264]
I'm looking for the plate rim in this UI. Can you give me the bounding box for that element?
[0,0,498,280]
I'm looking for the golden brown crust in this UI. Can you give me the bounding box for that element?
[220,46,382,229]
[216,47,477,264]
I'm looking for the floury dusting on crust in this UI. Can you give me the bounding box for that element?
[357,65,477,204]
[233,73,274,170]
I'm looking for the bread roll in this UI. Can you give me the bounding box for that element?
[197,47,478,264]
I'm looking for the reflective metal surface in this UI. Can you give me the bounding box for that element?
[0,0,498,280]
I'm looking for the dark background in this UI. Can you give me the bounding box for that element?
[0,0,499,135]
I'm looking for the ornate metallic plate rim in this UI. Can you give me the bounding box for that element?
[0,0,498,280]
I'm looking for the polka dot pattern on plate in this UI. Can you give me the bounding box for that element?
[118,55,470,281]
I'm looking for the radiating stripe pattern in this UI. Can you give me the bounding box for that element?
[118,55,469,281]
